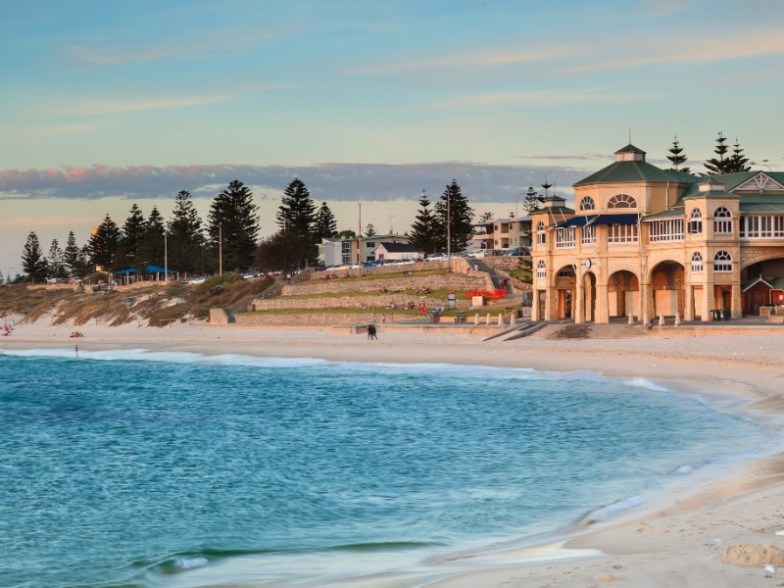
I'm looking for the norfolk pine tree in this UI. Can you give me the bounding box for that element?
[168,190,205,274]
[408,191,439,254]
[704,131,731,174]
[207,180,260,272]
[88,214,121,271]
[666,135,690,173]
[276,178,317,266]
[22,231,48,282]
[117,203,146,270]
[435,180,474,253]
[312,201,338,241]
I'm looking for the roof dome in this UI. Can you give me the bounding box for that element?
[614,144,646,162]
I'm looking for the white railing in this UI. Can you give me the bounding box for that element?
[740,215,784,239]
[649,219,683,242]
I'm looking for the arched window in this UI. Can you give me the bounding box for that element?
[714,250,732,272]
[691,251,703,273]
[688,208,703,234]
[713,207,732,234]
[536,259,546,279]
[607,194,637,209]
[536,221,546,245]
[579,196,595,211]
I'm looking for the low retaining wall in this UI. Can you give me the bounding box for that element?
[251,294,471,312]
[282,273,487,297]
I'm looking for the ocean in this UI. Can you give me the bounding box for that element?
[0,348,769,588]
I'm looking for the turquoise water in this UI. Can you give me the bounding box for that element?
[0,348,768,588]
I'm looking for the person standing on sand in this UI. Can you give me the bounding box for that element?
[367,324,378,340]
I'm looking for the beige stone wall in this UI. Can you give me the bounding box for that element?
[209,308,232,324]
[281,273,487,296]
[235,311,420,326]
[251,293,470,311]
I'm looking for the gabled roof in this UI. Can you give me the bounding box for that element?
[575,160,694,186]
[376,242,421,253]
[682,189,740,201]
[742,275,784,292]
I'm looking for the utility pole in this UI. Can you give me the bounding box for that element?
[446,192,451,258]
[164,232,168,283]
[218,225,223,276]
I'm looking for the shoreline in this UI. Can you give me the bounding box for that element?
[3,318,784,586]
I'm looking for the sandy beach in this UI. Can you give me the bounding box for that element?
[3,316,784,587]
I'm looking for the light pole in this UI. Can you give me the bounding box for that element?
[218,224,223,276]
[164,232,168,283]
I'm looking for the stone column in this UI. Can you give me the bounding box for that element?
[639,281,651,324]
[683,284,695,321]
[574,273,585,324]
[532,289,541,321]
[731,281,742,319]
[594,282,609,324]
[702,281,715,322]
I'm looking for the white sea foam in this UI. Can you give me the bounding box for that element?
[582,496,647,524]
[623,377,670,392]
[172,556,208,570]
[1,347,329,369]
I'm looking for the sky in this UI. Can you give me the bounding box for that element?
[2,0,783,277]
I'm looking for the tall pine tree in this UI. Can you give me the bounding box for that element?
[725,138,751,173]
[63,231,84,277]
[704,131,730,175]
[117,203,146,270]
[139,206,166,268]
[22,231,48,283]
[312,201,338,242]
[207,180,260,273]
[666,135,690,173]
[47,238,67,280]
[88,214,121,271]
[168,190,205,274]
[521,185,543,215]
[276,178,316,267]
[408,190,439,254]
[435,180,474,253]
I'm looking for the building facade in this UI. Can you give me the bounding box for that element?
[318,234,411,267]
[531,144,784,323]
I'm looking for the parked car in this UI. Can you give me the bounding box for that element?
[468,249,502,258]
[504,247,530,256]
[425,253,448,261]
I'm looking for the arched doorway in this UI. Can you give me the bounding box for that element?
[607,270,639,319]
[554,265,576,320]
[741,257,784,315]
[650,261,685,318]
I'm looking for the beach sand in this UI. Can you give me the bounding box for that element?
[3,315,784,587]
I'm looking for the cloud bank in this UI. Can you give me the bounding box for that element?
[0,162,589,203]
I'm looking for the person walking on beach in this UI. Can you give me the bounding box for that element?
[367,324,378,340]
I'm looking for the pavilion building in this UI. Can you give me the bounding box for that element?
[530,144,784,323]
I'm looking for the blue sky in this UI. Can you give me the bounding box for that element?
[2,0,783,276]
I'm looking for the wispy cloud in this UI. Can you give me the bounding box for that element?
[344,45,577,75]
[579,27,784,72]
[33,83,291,116]
[10,121,109,140]
[641,0,711,17]
[65,28,283,66]
[431,89,605,109]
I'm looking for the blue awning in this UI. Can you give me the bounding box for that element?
[145,264,177,274]
[588,213,641,226]
[558,215,594,228]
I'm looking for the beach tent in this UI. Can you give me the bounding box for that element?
[112,264,177,275]
[144,265,177,274]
